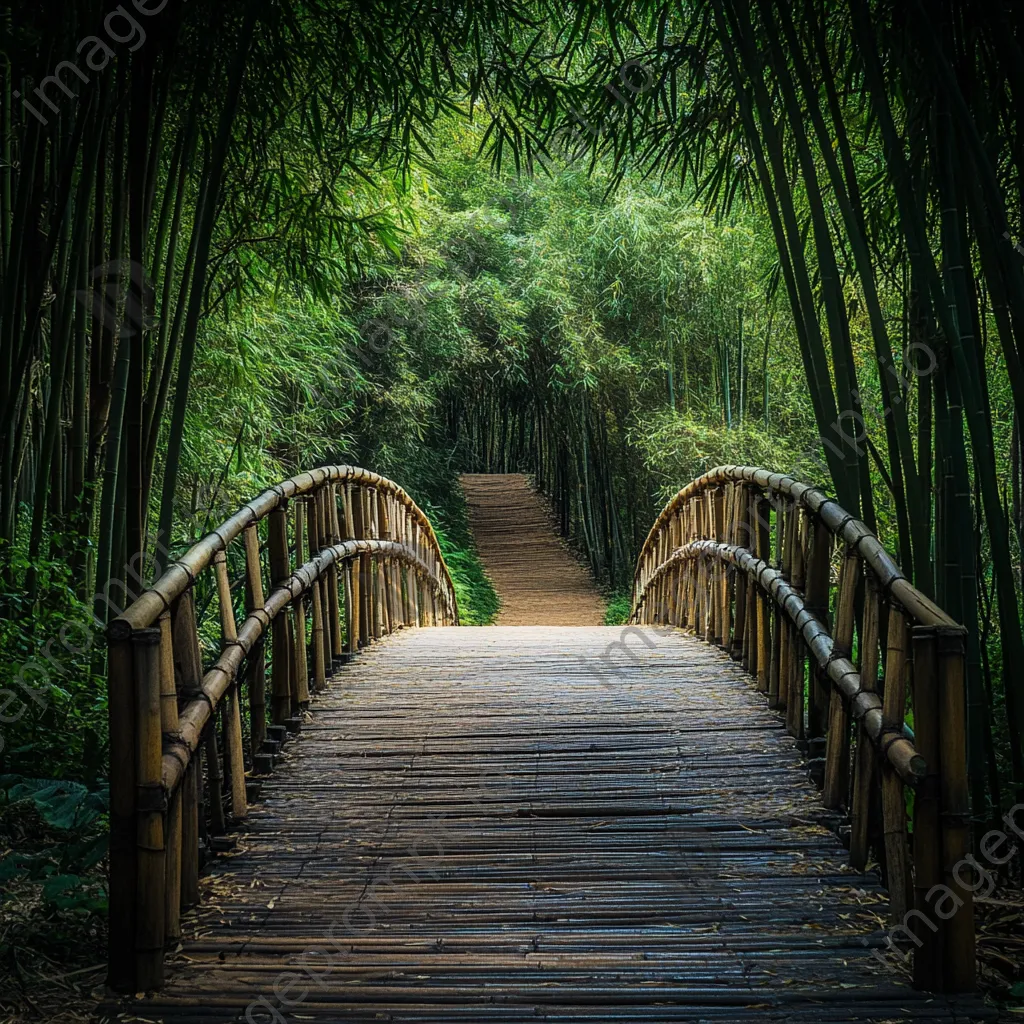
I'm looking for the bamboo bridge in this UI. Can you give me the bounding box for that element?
[102,466,991,1022]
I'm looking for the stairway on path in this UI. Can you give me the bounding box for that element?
[460,473,607,625]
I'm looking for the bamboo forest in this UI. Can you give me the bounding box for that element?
[3,0,1024,1020]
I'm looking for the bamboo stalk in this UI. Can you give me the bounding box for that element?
[133,627,165,992]
[213,551,247,819]
[243,523,267,753]
[107,636,136,992]
[881,607,911,922]
[268,504,291,725]
[937,627,975,992]
[911,627,943,991]
[850,581,880,869]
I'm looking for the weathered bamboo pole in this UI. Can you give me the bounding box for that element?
[850,580,880,869]
[327,484,343,657]
[911,627,943,991]
[133,627,165,992]
[107,635,136,991]
[937,627,975,992]
[881,606,911,922]
[292,499,310,706]
[242,523,267,753]
[213,551,246,821]
[824,552,859,809]
[204,722,226,836]
[268,503,291,726]
[158,610,182,940]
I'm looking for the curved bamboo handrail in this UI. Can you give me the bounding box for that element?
[106,466,458,993]
[629,465,974,995]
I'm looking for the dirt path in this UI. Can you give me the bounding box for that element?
[460,473,607,625]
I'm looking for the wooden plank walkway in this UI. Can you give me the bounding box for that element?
[460,473,606,625]
[132,626,990,1023]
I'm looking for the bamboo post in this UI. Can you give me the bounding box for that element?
[306,496,328,688]
[213,551,247,821]
[341,483,357,652]
[204,722,226,836]
[768,606,782,709]
[243,523,267,753]
[755,496,771,692]
[911,626,943,991]
[937,626,975,993]
[850,579,881,869]
[881,606,911,922]
[158,611,182,939]
[785,626,803,737]
[357,487,372,646]
[327,485,343,657]
[107,634,137,992]
[823,552,859,810]
[268,502,292,726]
[315,488,334,669]
[133,627,166,992]
[804,518,831,740]
[293,501,310,706]
[180,758,200,908]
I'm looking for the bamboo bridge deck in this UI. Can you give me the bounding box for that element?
[119,473,991,1023]
[132,627,989,1022]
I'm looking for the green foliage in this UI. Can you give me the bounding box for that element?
[604,593,633,626]
[0,776,109,915]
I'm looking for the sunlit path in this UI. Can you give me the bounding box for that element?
[461,473,607,625]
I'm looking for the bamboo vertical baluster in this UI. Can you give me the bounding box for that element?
[937,627,975,992]
[778,609,791,717]
[316,488,335,669]
[242,523,267,754]
[169,587,207,897]
[881,606,911,922]
[328,485,344,657]
[180,759,200,909]
[780,502,793,580]
[268,503,292,726]
[158,611,183,940]
[358,487,372,645]
[785,622,803,737]
[911,627,943,992]
[768,606,783,709]
[292,501,310,706]
[404,514,417,626]
[388,498,401,627]
[133,627,165,992]
[755,496,771,693]
[823,552,859,809]
[377,491,393,633]
[411,522,422,626]
[716,489,724,643]
[107,634,137,991]
[791,508,806,590]
[213,551,246,821]
[850,578,880,868]
[306,496,327,688]
[204,723,226,836]
[804,517,831,739]
[343,483,359,653]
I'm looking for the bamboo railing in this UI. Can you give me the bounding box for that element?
[105,466,458,992]
[630,466,974,994]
